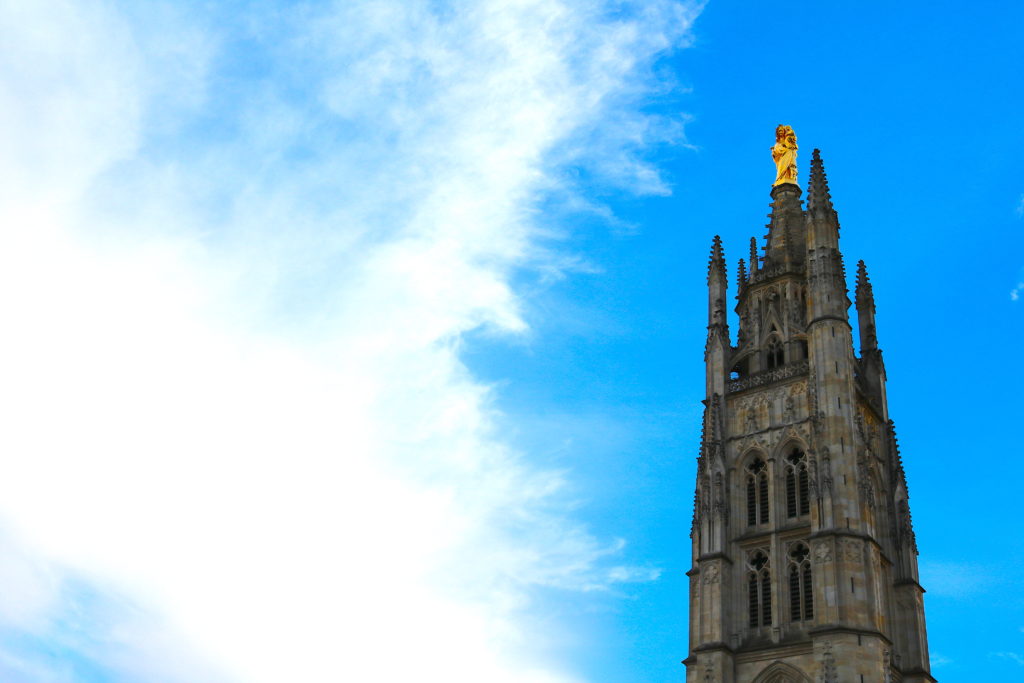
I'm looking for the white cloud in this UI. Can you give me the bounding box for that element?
[918,560,991,599]
[992,652,1024,667]
[0,1,700,681]
[1011,282,1023,301]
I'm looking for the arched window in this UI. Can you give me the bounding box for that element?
[788,543,813,622]
[747,550,772,628]
[766,337,784,370]
[785,448,810,518]
[746,457,769,526]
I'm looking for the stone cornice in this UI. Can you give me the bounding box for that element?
[695,551,734,565]
[894,578,927,594]
[726,359,809,394]
[808,624,892,645]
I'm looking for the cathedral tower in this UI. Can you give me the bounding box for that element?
[684,131,934,683]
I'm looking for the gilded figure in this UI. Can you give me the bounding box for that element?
[771,124,798,186]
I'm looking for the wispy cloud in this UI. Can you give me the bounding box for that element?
[0,0,700,681]
[918,560,992,599]
[992,652,1024,667]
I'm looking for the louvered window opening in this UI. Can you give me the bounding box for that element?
[748,551,771,628]
[748,574,759,628]
[785,449,810,518]
[788,566,801,620]
[788,543,813,623]
[746,458,769,526]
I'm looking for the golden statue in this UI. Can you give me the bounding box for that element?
[771,124,798,186]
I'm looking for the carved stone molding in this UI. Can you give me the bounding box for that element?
[819,641,838,683]
[748,262,803,285]
[813,540,833,564]
[782,395,796,422]
[838,539,863,563]
[856,450,875,507]
[727,359,810,394]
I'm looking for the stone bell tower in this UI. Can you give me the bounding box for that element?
[683,133,935,683]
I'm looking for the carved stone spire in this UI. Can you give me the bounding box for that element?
[707,235,728,333]
[807,148,835,215]
[855,260,875,307]
[856,260,878,353]
[705,236,730,400]
[749,236,759,273]
[707,234,726,282]
[737,258,747,289]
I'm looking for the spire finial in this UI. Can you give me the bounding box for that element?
[856,260,875,304]
[749,237,759,272]
[808,148,834,213]
[737,258,747,288]
[710,234,723,261]
[856,259,879,352]
[707,235,726,281]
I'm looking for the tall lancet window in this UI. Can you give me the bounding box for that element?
[747,550,772,628]
[785,448,810,518]
[745,457,769,526]
[766,337,784,370]
[788,543,813,622]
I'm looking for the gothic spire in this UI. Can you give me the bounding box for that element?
[706,235,728,332]
[855,260,875,311]
[705,236,730,397]
[856,260,879,353]
[707,234,726,282]
[806,149,841,254]
[807,148,834,215]
[687,131,934,682]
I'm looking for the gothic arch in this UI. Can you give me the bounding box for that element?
[738,446,769,468]
[751,660,812,683]
[761,294,786,343]
[771,436,810,460]
[764,333,785,369]
[776,440,811,520]
[741,450,771,527]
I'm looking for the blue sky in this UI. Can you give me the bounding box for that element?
[0,1,1020,682]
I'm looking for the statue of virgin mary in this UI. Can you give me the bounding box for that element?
[771,125,798,186]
